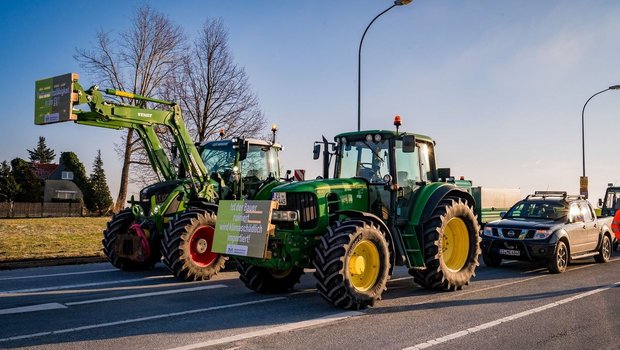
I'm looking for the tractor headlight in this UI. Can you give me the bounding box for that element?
[374,134,382,142]
[533,230,552,240]
[271,210,299,222]
[365,134,373,142]
[482,226,493,236]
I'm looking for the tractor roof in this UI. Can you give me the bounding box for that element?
[334,130,434,144]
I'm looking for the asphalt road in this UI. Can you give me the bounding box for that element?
[1,252,618,350]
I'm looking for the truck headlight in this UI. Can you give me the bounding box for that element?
[533,230,551,239]
[482,226,493,236]
[271,210,298,222]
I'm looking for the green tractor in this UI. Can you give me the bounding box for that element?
[217,117,481,309]
[34,73,283,281]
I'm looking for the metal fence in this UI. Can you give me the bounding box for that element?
[0,202,84,218]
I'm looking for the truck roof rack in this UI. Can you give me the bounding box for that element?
[526,191,584,201]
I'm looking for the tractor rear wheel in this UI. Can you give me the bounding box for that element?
[102,208,161,271]
[162,209,227,281]
[410,198,480,291]
[313,220,390,310]
[237,260,304,294]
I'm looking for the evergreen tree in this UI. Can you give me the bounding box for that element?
[89,150,113,214]
[60,152,94,209]
[0,161,20,203]
[28,136,56,163]
[11,158,41,202]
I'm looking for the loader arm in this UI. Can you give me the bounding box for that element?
[71,80,209,184]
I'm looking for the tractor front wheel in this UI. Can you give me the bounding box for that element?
[162,209,227,281]
[313,220,390,310]
[237,260,304,294]
[102,208,161,271]
[410,198,480,290]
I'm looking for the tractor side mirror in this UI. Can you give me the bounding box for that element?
[598,198,603,208]
[438,168,451,181]
[313,144,321,160]
[402,135,416,153]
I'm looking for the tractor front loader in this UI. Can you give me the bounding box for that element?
[214,116,481,309]
[34,73,284,281]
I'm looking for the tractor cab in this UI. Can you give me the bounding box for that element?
[599,185,620,217]
[200,138,281,199]
[332,128,438,222]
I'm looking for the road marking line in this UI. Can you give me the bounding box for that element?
[165,311,364,350]
[0,269,118,281]
[0,297,287,343]
[0,303,67,315]
[0,275,173,294]
[65,284,227,305]
[402,281,620,350]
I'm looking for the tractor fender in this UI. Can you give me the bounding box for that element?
[186,200,219,214]
[413,183,477,226]
[335,209,397,272]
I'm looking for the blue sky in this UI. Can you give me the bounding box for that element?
[1,0,619,203]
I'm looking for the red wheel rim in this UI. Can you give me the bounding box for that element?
[189,225,218,267]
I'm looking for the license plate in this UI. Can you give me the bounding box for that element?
[499,248,520,256]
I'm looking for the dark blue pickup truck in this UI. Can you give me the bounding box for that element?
[481,191,613,273]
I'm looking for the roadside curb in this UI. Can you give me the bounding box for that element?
[0,256,107,270]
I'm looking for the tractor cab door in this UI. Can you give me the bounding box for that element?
[394,140,433,223]
[339,139,392,220]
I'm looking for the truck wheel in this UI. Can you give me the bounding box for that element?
[411,198,480,291]
[313,220,390,310]
[102,208,161,271]
[237,260,304,293]
[594,235,611,263]
[482,252,502,267]
[162,209,227,281]
[548,240,568,273]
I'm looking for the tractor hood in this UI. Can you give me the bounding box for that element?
[273,178,368,197]
[271,178,370,212]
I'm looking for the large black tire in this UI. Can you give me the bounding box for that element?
[482,252,502,267]
[237,260,304,294]
[594,235,612,263]
[102,208,161,271]
[548,240,568,273]
[162,209,227,281]
[409,198,480,291]
[313,220,390,310]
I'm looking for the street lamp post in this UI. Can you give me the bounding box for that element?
[357,0,412,131]
[580,84,620,197]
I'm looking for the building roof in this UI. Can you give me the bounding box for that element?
[32,163,59,180]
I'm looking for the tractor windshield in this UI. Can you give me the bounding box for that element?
[338,139,390,183]
[603,188,620,212]
[242,144,280,181]
[201,141,236,177]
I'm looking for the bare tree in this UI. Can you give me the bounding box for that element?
[161,18,266,142]
[74,5,185,212]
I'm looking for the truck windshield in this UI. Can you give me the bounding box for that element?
[505,201,568,220]
[338,139,390,183]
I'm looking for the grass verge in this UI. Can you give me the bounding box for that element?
[0,217,110,261]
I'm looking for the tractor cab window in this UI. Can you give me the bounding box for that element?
[339,139,390,184]
[201,141,235,178]
[242,145,280,181]
[604,188,620,211]
[240,145,280,198]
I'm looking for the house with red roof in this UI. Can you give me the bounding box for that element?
[31,163,84,202]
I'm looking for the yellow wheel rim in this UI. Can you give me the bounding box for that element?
[442,217,470,272]
[348,240,380,291]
